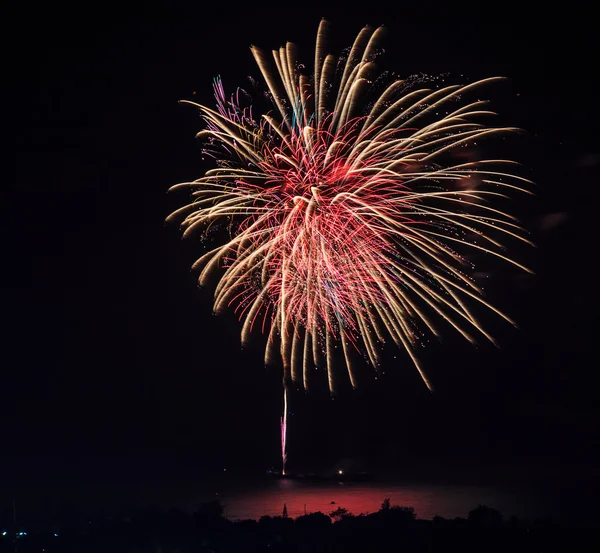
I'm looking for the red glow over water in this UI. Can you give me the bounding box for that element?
[220,479,543,521]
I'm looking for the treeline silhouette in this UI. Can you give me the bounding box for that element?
[1,498,597,552]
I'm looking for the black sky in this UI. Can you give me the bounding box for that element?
[3,0,599,503]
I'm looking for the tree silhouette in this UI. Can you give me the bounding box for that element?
[468,505,503,528]
[329,507,353,521]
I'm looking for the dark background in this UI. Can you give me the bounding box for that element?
[2,0,598,510]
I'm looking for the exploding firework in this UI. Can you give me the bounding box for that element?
[167,20,532,473]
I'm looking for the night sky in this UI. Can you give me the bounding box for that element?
[3,1,598,506]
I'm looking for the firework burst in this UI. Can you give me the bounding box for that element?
[168,20,533,471]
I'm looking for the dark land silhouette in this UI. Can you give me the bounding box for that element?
[1,498,598,552]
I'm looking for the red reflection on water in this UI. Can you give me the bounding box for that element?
[220,480,533,521]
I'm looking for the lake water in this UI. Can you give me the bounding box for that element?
[7,456,596,525]
[214,478,549,521]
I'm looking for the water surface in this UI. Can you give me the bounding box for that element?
[216,478,547,521]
